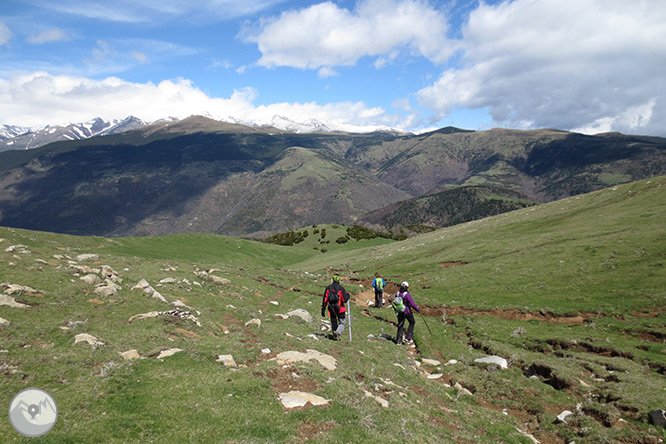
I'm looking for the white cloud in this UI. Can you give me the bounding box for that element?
[0,71,397,131]
[0,21,12,46]
[27,28,70,44]
[41,0,290,23]
[416,0,666,135]
[243,0,454,70]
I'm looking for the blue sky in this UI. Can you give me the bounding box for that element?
[1,0,665,135]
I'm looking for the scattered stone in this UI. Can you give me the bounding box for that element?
[0,294,29,308]
[4,245,28,253]
[648,409,666,427]
[93,280,122,297]
[285,309,313,323]
[279,391,329,409]
[74,333,105,347]
[474,355,508,369]
[159,278,178,284]
[454,382,473,397]
[556,410,574,423]
[275,350,337,371]
[516,427,540,444]
[80,274,101,286]
[195,270,231,285]
[76,254,99,261]
[245,318,261,328]
[274,314,289,320]
[364,390,389,408]
[511,327,527,337]
[261,348,271,354]
[120,349,141,360]
[427,373,444,380]
[306,334,319,341]
[2,283,39,295]
[0,316,9,326]
[216,354,237,367]
[128,309,202,326]
[270,301,279,306]
[445,359,459,366]
[422,358,441,366]
[132,279,169,303]
[156,348,183,359]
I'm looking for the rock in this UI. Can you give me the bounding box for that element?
[132,279,151,290]
[159,278,178,284]
[0,294,29,308]
[0,316,9,326]
[511,326,527,337]
[261,348,271,354]
[2,283,39,295]
[279,391,330,409]
[156,348,183,359]
[422,358,441,366]
[120,349,141,360]
[270,301,279,305]
[80,274,101,286]
[364,390,389,408]
[454,382,473,397]
[74,333,105,347]
[275,350,337,370]
[427,373,444,380]
[474,355,508,369]
[556,410,574,423]
[305,334,319,341]
[216,354,237,367]
[648,409,666,427]
[445,359,459,366]
[94,280,122,297]
[76,254,99,262]
[245,318,261,328]
[285,309,313,323]
[128,309,202,326]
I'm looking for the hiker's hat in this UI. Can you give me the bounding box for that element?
[401,281,409,288]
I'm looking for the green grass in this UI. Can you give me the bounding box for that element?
[1,176,665,443]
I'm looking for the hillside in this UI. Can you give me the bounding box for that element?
[0,116,665,237]
[0,177,664,443]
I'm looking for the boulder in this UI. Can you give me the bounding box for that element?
[422,358,441,366]
[275,350,337,370]
[76,254,99,261]
[0,294,29,308]
[474,355,508,369]
[556,410,574,423]
[156,348,183,359]
[279,391,329,409]
[74,333,105,347]
[245,318,261,328]
[285,309,313,323]
[120,349,142,360]
[216,354,237,367]
[80,274,100,286]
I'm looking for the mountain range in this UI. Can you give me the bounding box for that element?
[0,115,665,238]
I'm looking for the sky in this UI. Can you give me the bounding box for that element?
[1,0,665,135]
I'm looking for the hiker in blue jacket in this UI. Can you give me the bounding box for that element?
[321,275,350,340]
[371,273,385,308]
[392,281,420,344]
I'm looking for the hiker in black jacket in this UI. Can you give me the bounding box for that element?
[321,275,350,340]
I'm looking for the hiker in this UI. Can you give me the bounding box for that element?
[321,275,350,340]
[392,281,420,344]
[372,273,385,308]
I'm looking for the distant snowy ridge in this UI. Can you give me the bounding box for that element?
[0,114,407,152]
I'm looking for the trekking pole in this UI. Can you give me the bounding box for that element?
[347,300,352,342]
[419,311,433,335]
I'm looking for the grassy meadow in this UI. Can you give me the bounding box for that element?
[0,177,664,443]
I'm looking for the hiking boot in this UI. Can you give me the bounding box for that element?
[332,332,339,341]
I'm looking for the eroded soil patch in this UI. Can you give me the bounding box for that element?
[422,305,597,325]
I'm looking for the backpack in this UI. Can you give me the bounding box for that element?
[392,292,406,313]
[374,278,384,291]
[327,287,342,308]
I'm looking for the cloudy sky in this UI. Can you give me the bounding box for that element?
[1,0,665,135]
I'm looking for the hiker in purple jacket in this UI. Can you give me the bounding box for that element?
[393,281,420,344]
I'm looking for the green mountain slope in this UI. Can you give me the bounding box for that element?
[0,120,665,237]
[0,177,664,443]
